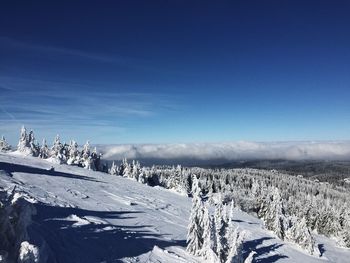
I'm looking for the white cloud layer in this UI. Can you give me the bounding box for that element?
[99,141,350,161]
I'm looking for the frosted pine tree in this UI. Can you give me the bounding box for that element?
[17,126,31,155]
[225,200,246,263]
[187,175,205,256]
[39,139,49,159]
[257,184,269,218]
[285,216,317,255]
[61,142,70,162]
[28,130,39,157]
[201,206,219,262]
[338,208,350,247]
[92,147,102,171]
[131,160,141,180]
[215,199,230,262]
[67,140,79,165]
[109,161,118,175]
[225,226,246,263]
[0,135,11,152]
[251,179,260,198]
[51,135,64,163]
[263,187,287,240]
[120,158,131,177]
[81,141,92,169]
[118,158,126,176]
[138,167,147,184]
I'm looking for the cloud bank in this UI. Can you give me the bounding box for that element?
[99,141,350,163]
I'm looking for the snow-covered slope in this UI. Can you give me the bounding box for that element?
[0,152,349,262]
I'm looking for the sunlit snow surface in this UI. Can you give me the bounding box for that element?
[0,152,349,262]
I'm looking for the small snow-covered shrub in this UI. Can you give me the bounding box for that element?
[18,241,40,263]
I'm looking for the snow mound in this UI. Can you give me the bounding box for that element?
[18,241,40,263]
[59,214,91,227]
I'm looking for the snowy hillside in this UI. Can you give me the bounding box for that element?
[0,152,349,263]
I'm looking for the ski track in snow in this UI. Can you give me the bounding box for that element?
[0,152,349,263]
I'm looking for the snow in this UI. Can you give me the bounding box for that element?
[18,241,40,263]
[0,152,349,262]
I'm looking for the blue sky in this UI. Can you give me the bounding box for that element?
[1,1,350,145]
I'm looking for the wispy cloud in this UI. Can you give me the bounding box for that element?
[99,141,350,161]
[0,36,180,74]
[0,36,127,64]
[0,76,178,144]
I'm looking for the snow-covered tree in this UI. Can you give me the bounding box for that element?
[138,167,147,184]
[39,139,49,159]
[81,141,92,169]
[50,135,64,163]
[109,161,118,175]
[215,199,230,262]
[285,216,317,254]
[338,209,350,247]
[28,130,39,157]
[131,160,141,180]
[120,158,131,177]
[67,140,79,165]
[263,187,287,240]
[225,226,246,263]
[0,136,11,152]
[201,206,219,262]
[17,126,31,155]
[90,147,101,171]
[61,142,70,162]
[187,175,206,256]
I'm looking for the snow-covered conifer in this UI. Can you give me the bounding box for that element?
[50,135,64,163]
[263,187,287,240]
[39,139,49,159]
[81,141,93,169]
[131,160,141,180]
[138,168,147,184]
[61,142,70,162]
[225,226,246,263]
[109,161,118,175]
[67,140,79,165]
[28,130,39,157]
[89,147,100,171]
[120,158,131,177]
[338,209,350,247]
[215,198,230,262]
[201,206,218,261]
[17,126,31,155]
[82,140,90,159]
[0,136,11,152]
[285,216,317,254]
[187,175,205,256]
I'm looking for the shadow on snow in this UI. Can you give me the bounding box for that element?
[232,219,258,225]
[243,237,288,263]
[318,243,325,257]
[29,202,186,263]
[0,161,103,183]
